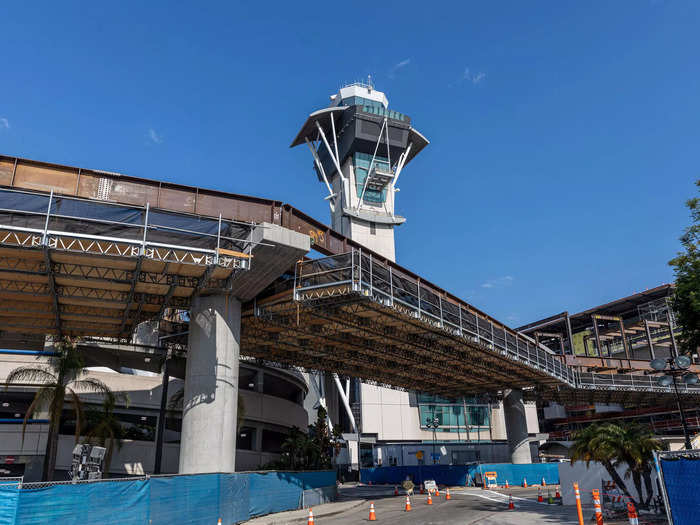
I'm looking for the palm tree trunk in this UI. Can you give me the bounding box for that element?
[43,390,65,481]
[632,471,645,509]
[642,471,654,507]
[602,461,637,506]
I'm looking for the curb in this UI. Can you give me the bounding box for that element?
[245,500,365,524]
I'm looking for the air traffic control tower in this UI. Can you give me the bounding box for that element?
[291,80,428,261]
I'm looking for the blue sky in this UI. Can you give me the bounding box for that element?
[2,2,698,326]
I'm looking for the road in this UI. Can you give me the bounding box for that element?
[329,485,585,525]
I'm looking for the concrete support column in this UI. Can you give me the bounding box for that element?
[179,294,241,474]
[503,389,531,464]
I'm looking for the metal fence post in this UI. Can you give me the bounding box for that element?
[215,213,222,264]
[142,202,150,255]
[389,266,394,306]
[42,189,53,245]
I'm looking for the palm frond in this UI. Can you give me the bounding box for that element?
[67,387,85,444]
[71,377,112,396]
[20,387,54,445]
[5,366,56,386]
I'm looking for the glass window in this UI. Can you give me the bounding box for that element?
[261,429,287,453]
[237,426,256,451]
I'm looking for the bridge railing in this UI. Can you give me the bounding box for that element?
[0,187,253,269]
[575,371,700,394]
[295,249,577,386]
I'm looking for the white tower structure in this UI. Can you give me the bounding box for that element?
[291,80,428,261]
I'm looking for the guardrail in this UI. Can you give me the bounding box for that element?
[294,249,577,386]
[294,250,700,396]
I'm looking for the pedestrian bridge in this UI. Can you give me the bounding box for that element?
[0,154,698,406]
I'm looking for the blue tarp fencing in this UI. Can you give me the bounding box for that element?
[659,456,700,525]
[0,470,336,525]
[360,463,559,487]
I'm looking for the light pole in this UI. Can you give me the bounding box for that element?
[426,415,440,464]
[650,355,699,450]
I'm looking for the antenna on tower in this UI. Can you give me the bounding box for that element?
[367,75,373,91]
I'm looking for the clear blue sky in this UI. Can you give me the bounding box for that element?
[2,2,697,326]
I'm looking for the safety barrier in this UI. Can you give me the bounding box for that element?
[359,463,559,487]
[656,449,700,525]
[0,470,336,525]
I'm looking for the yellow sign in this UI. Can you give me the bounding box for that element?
[484,471,497,478]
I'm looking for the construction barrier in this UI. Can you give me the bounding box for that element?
[0,470,336,525]
[360,463,559,487]
[656,450,700,525]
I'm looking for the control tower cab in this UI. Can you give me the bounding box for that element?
[291,81,428,261]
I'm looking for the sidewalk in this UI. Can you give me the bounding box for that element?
[242,500,365,525]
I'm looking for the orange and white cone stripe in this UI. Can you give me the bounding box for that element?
[592,489,603,525]
[368,502,377,521]
[427,492,433,505]
[508,493,515,510]
[405,495,411,512]
[307,508,315,524]
[445,487,451,500]
[627,502,639,525]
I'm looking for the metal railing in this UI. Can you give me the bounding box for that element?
[294,249,577,386]
[294,250,700,396]
[0,187,254,269]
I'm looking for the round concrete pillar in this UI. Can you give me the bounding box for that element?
[179,294,241,474]
[503,389,531,464]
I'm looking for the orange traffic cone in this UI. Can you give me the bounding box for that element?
[394,485,398,496]
[523,477,528,488]
[217,520,222,525]
[508,493,515,510]
[427,492,433,505]
[307,508,315,524]
[445,488,451,500]
[435,487,440,497]
[555,486,561,499]
[627,502,639,525]
[504,479,509,489]
[368,502,377,521]
[405,495,411,512]
[541,477,546,487]
[537,487,543,503]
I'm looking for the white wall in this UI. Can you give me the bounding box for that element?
[558,461,658,507]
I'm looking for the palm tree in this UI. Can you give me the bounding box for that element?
[5,338,112,481]
[83,390,129,477]
[570,422,663,508]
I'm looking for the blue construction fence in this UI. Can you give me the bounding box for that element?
[0,470,336,525]
[658,455,700,525]
[360,463,559,487]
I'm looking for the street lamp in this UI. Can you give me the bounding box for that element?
[650,355,699,450]
[426,415,440,464]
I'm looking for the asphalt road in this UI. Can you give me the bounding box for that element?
[329,485,585,525]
